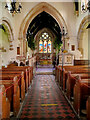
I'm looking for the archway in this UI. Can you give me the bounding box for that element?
[0,17,14,66]
[0,17,14,43]
[18,2,68,56]
[77,15,90,59]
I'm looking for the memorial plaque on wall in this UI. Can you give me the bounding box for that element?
[71,45,75,51]
[17,47,20,55]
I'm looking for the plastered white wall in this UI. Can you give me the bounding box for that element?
[79,29,89,59]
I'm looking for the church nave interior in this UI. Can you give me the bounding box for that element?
[0,0,90,120]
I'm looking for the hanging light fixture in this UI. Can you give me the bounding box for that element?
[5,0,22,16]
[87,1,90,12]
[82,0,90,13]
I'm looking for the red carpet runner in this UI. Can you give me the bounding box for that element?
[19,75,78,120]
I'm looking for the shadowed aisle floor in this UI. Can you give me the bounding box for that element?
[19,75,79,120]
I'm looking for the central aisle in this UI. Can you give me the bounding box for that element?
[19,75,78,120]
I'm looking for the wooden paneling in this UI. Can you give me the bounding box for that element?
[74,60,89,65]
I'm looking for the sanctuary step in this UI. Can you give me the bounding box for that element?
[37,64,53,68]
[36,68,55,75]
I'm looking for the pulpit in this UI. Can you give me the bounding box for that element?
[59,53,74,66]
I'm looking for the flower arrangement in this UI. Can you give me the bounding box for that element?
[63,49,68,53]
[53,36,62,53]
[28,35,36,51]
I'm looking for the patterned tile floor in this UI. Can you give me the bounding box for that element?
[19,75,79,120]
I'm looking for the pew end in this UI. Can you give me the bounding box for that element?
[74,79,90,116]
[0,76,20,117]
[86,96,90,120]
[13,76,20,116]
[0,85,10,119]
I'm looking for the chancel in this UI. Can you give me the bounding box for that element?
[0,0,90,120]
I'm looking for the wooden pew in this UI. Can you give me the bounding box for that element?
[56,65,89,89]
[0,76,20,116]
[1,68,28,93]
[57,67,60,82]
[73,79,90,116]
[86,96,90,120]
[0,71,26,96]
[7,66,33,86]
[0,73,25,102]
[67,73,90,100]
[55,66,59,81]
[62,68,90,91]
[1,66,33,92]
[58,65,89,69]
[56,66,63,83]
[0,85,10,119]
[22,66,33,83]
[8,66,33,85]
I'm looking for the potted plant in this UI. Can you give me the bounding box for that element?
[28,35,36,57]
[53,36,62,65]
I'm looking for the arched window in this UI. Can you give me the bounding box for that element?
[39,32,52,53]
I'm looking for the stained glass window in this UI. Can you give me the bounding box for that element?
[44,40,47,53]
[48,40,51,53]
[39,40,43,53]
[42,32,49,39]
[39,32,51,53]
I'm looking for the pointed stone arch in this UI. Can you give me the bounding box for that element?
[18,2,68,40]
[77,15,90,42]
[0,17,14,51]
[77,15,90,59]
[0,17,14,42]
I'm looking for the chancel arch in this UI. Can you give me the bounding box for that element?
[18,2,68,57]
[26,10,63,66]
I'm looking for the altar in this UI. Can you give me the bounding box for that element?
[39,59,52,65]
[36,53,52,66]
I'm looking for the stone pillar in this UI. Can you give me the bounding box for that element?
[62,36,65,50]
[88,29,90,66]
[23,38,26,57]
[0,52,2,68]
[18,37,23,56]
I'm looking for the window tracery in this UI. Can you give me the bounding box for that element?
[39,32,51,53]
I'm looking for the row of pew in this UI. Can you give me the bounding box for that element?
[0,66,33,119]
[55,65,90,120]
